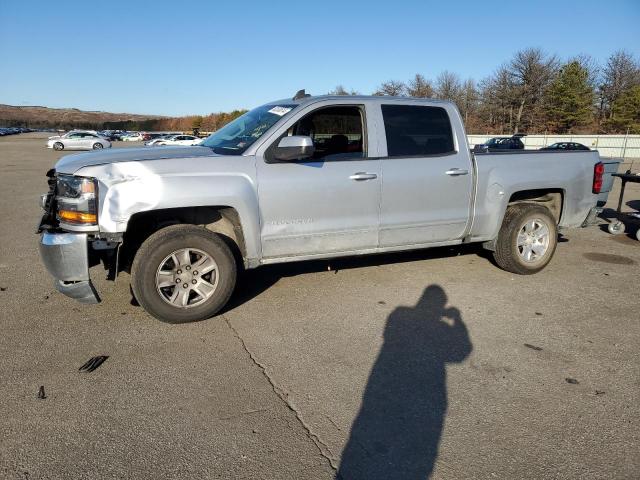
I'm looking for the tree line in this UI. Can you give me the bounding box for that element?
[104,110,247,132]
[331,48,640,134]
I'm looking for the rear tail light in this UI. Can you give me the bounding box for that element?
[593,162,604,194]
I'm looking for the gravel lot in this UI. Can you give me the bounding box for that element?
[1,133,639,479]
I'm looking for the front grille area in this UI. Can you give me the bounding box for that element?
[37,169,58,232]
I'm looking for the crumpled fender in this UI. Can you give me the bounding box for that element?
[76,157,262,260]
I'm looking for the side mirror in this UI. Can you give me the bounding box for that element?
[274,135,315,161]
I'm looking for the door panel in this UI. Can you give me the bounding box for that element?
[380,154,472,245]
[255,103,380,259]
[257,159,381,258]
[378,103,473,246]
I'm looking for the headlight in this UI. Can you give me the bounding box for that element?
[56,175,98,225]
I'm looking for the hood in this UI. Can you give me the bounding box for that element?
[54,146,220,174]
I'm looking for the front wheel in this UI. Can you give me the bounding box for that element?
[92,142,104,149]
[53,142,64,151]
[131,225,237,322]
[493,203,558,275]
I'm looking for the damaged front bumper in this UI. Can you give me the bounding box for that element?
[39,232,101,304]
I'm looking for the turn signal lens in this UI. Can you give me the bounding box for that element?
[58,210,97,224]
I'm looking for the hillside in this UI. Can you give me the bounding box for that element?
[0,104,166,130]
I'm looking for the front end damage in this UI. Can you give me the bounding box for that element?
[39,232,100,304]
[37,169,119,304]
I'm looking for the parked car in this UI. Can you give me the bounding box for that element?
[144,135,176,146]
[154,134,202,146]
[480,135,525,151]
[97,130,119,141]
[140,133,163,141]
[121,132,144,142]
[46,131,112,151]
[541,142,590,151]
[38,93,616,322]
[110,130,125,141]
[0,127,21,135]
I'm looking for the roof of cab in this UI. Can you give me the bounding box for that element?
[267,94,454,107]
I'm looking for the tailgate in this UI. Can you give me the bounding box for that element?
[598,158,622,205]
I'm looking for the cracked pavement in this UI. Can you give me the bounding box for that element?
[1,134,639,479]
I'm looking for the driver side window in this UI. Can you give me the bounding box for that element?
[285,106,366,161]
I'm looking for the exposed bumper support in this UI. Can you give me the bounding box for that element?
[54,279,101,304]
[39,232,101,304]
[582,206,603,227]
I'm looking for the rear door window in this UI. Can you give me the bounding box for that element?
[381,105,455,156]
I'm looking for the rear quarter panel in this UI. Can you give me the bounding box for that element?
[470,150,601,241]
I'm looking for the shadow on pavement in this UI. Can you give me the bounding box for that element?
[336,285,472,480]
[223,245,484,313]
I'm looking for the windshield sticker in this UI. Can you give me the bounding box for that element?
[268,106,292,116]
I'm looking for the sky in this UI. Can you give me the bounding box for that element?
[1,0,639,117]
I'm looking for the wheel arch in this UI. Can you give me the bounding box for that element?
[483,188,564,251]
[121,206,248,272]
[506,188,564,224]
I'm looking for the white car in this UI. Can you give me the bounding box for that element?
[144,135,176,146]
[121,132,144,142]
[47,131,112,151]
[154,134,202,146]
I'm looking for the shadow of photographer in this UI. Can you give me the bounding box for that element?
[337,285,472,479]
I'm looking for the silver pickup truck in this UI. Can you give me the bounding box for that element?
[38,92,614,322]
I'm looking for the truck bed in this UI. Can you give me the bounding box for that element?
[469,149,612,242]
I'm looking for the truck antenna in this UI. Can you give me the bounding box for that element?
[293,89,310,100]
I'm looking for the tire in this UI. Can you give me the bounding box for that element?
[53,142,64,151]
[131,224,237,323]
[93,142,104,149]
[493,203,558,275]
[636,228,640,242]
[608,221,625,235]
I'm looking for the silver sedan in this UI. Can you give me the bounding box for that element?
[47,131,112,151]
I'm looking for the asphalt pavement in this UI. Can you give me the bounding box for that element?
[1,133,638,479]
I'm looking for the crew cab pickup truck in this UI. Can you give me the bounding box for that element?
[38,92,613,322]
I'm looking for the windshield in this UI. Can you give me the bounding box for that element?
[200,103,296,155]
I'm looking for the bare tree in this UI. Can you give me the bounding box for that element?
[434,71,462,103]
[329,85,360,96]
[477,66,515,133]
[506,48,559,133]
[406,74,434,97]
[459,78,479,125]
[374,80,406,96]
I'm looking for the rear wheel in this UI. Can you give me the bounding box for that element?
[92,142,104,149]
[53,142,64,151]
[493,203,558,275]
[131,225,237,322]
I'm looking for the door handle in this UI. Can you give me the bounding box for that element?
[445,168,469,176]
[350,172,378,181]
